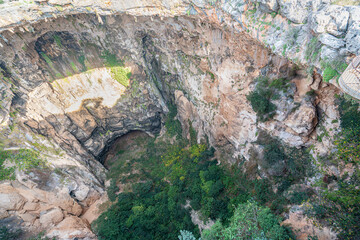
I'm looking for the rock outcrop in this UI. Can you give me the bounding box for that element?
[0,0,358,239]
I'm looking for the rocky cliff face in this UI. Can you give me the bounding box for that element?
[0,0,359,239]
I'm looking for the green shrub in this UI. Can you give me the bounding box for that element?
[107,179,119,202]
[246,88,276,122]
[202,201,293,240]
[322,67,337,82]
[165,104,183,138]
[305,37,321,63]
[247,77,292,122]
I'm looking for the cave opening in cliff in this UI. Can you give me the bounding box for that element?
[0,0,360,238]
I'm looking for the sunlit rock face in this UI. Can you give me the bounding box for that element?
[0,12,291,162]
[0,0,351,238]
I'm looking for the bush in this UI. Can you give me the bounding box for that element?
[107,179,119,202]
[202,201,293,240]
[322,67,337,82]
[165,104,183,138]
[0,226,21,240]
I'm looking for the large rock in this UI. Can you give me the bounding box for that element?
[319,33,345,49]
[311,5,350,36]
[0,192,26,211]
[47,216,96,240]
[284,100,317,136]
[345,22,360,55]
[39,208,64,227]
[252,0,279,12]
[278,0,312,24]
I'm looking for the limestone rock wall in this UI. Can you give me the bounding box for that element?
[0,0,357,239]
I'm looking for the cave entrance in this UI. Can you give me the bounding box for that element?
[102,130,151,169]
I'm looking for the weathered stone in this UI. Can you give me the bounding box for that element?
[20,213,37,223]
[311,5,350,36]
[39,208,64,227]
[345,22,360,55]
[47,216,96,240]
[253,0,279,12]
[284,101,317,136]
[319,33,345,49]
[0,192,26,211]
[73,184,90,202]
[23,202,39,211]
[320,45,340,61]
[278,0,312,24]
[0,209,9,219]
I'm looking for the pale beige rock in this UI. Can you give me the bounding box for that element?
[23,202,40,211]
[0,209,9,219]
[81,194,108,224]
[20,213,38,223]
[284,101,317,136]
[39,208,64,227]
[47,216,96,240]
[0,192,26,211]
[283,209,337,240]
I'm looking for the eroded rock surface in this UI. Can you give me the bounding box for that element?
[0,0,357,239]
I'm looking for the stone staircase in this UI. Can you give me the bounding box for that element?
[339,56,360,100]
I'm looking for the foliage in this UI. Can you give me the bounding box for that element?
[94,137,226,240]
[322,172,360,239]
[110,66,131,87]
[202,201,293,240]
[256,131,314,187]
[246,77,277,122]
[321,60,348,83]
[0,149,46,181]
[305,37,321,63]
[107,179,119,202]
[178,230,199,240]
[165,104,183,138]
[0,226,21,240]
[101,50,123,67]
[311,96,360,239]
[322,66,338,82]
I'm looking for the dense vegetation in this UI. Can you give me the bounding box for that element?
[309,96,360,239]
[246,77,291,122]
[93,106,296,240]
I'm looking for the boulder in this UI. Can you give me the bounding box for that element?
[252,0,279,12]
[39,208,64,227]
[0,192,26,211]
[73,184,90,202]
[19,213,37,224]
[284,100,317,136]
[319,33,345,49]
[311,5,350,36]
[345,22,360,55]
[23,202,39,211]
[47,216,96,240]
[278,0,312,24]
[0,209,9,219]
[320,45,340,62]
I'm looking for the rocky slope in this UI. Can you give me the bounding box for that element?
[0,0,359,239]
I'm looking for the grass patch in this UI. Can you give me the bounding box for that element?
[0,149,47,181]
[305,37,321,63]
[110,66,131,87]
